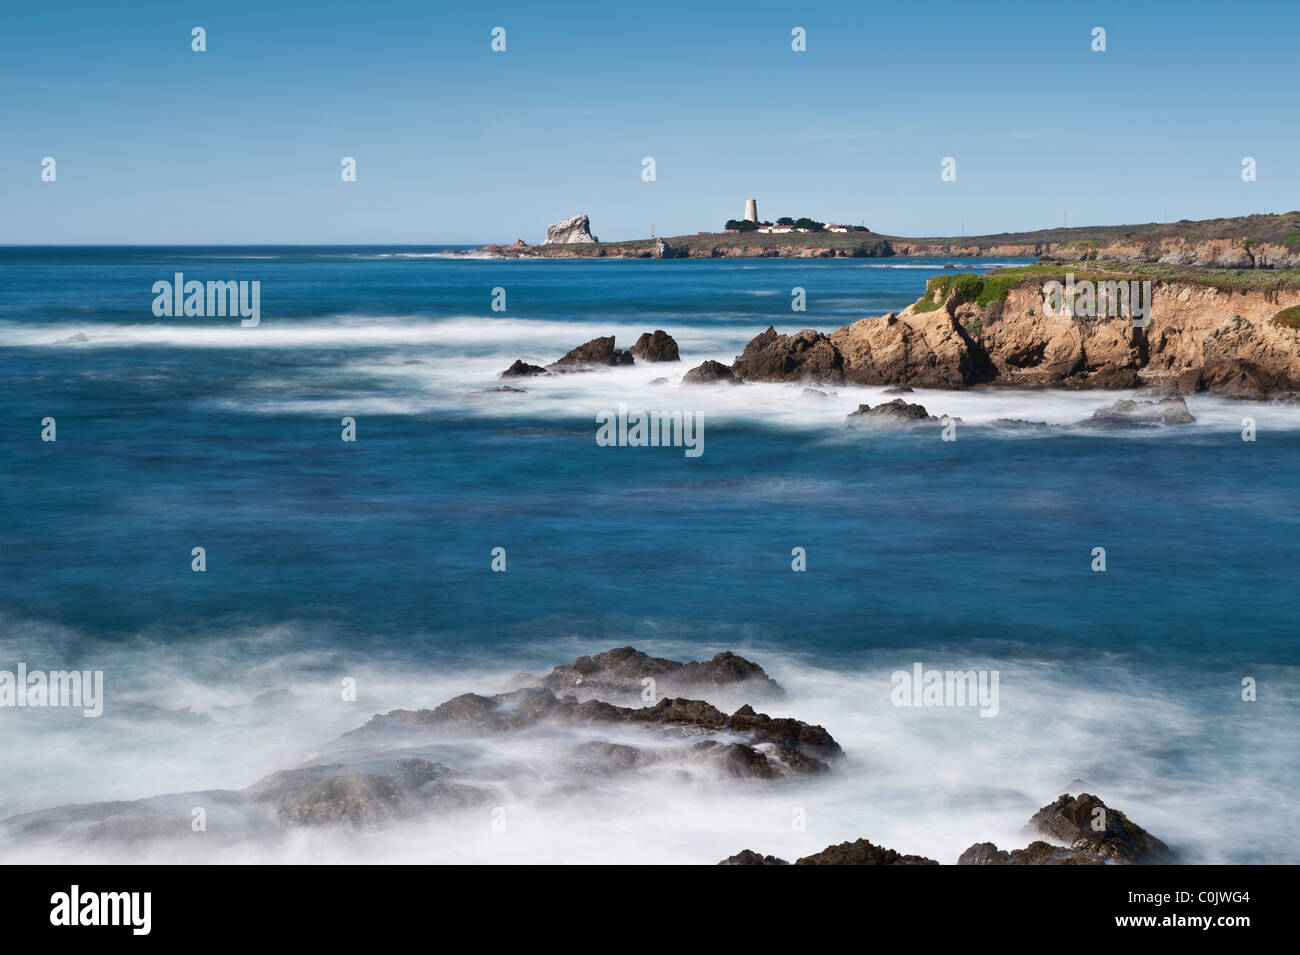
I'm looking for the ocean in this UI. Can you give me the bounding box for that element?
[0,246,1295,863]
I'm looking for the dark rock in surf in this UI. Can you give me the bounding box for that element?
[629,330,680,362]
[682,360,738,384]
[499,359,548,378]
[548,336,634,371]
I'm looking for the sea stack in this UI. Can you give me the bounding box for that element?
[542,214,598,245]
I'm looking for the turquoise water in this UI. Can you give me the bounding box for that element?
[0,247,1295,863]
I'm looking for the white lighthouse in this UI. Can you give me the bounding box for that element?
[744,198,758,223]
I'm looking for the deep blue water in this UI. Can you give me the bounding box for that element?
[1,246,1297,862]
[1,247,1295,671]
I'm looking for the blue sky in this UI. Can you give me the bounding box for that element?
[2,0,1296,244]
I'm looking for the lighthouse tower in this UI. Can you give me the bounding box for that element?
[744,198,758,223]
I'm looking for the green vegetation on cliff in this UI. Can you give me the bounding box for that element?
[912,260,1300,314]
[1272,305,1300,329]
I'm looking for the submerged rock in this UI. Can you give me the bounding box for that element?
[251,759,486,828]
[467,385,527,397]
[1085,396,1195,427]
[845,398,940,427]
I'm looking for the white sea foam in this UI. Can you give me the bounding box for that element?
[7,316,1300,434]
[0,618,1291,864]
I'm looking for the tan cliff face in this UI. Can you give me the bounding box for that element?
[1048,237,1300,270]
[739,277,1300,397]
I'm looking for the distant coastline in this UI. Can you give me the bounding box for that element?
[455,210,1300,270]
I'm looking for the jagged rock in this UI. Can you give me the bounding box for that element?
[957,842,1010,865]
[683,360,738,384]
[958,793,1176,865]
[796,839,939,866]
[831,310,979,388]
[801,388,829,399]
[251,759,487,827]
[629,330,680,362]
[649,377,669,385]
[500,359,548,378]
[548,336,634,371]
[358,690,840,774]
[732,327,844,384]
[1026,793,1177,864]
[542,214,597,245]
[719,849,791,866]
[845,398,940,427]
[1177,358,1294,400]
[882,385,914,394]
[1085,396,1195,427]
[537,647,784,703]
[958,840,1104,865]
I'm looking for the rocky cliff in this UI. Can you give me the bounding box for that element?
[703,267,1300,398]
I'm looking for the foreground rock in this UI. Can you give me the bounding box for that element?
[547,336,635,371]
[1025,793,1177,864]
[720,839,938,866]
[797,839,939,866]
[357,691,841,776]
[722,792,1175,866]
[542,213,598,245]
[629,329,680,362]
[1,648,836,850]
[719,850,790,866]
[959,793,1176,865]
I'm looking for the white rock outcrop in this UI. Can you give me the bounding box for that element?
[543,214,598,244]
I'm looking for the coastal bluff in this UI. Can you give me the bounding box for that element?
[687,267,1300,398]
